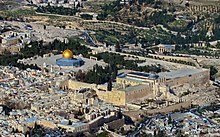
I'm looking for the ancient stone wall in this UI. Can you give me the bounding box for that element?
[96,89,126,106]
[106,117,125,130]
[125,85,153,103]
[187,5,219,13]
[165,69,210,87]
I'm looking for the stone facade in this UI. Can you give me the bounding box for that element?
[162,69,210,88]
[61,68,210,106]
[96,90,126,106]
[158,44,175,53]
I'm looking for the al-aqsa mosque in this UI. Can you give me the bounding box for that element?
[56,49,84,67]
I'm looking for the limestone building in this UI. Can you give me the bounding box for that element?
[158,44,175,53]
[60,68,210,106]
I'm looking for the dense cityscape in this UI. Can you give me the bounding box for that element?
[1,0,220,136]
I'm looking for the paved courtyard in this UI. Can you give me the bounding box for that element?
[18,54,107,72]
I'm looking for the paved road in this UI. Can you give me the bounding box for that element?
[81,31,97,46]
[84,32,194,69]
[127,118,152,137]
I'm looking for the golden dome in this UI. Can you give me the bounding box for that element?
[62,49,73,58]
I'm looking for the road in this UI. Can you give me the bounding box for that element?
[127,118,152,137]
[35,12,150,30]
[83,31,196,69]
[81,31,97,46]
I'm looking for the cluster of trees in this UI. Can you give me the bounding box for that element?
[95,52,163,73]
[0,52,40,70]
[96,1,220,46]
[97,0,172,27]
[0,9,36,22]
[212,25,220,40]
[152,28,211,46]
[97,0,122,20]
[216,42,220,49]
[66,38,90,56]
[94,29,138,45]
[148,10,175,25]
[175,44,220,58]
[36,5,79,16]
[179,30,209,44]
[169,58,195,66]
[138,0,161,5]
[75,52,163,85]
[76,64,117,87]
[80,14,93,20]
[94,27,210,48]
[97,131,110,137]
[210,66,218,81]
[176,49,219,57]
[121,0,162,7]
[145,55,196,66]
[94,28,173,46]
[125,8,175,27]
[20,37,90,58]
[0,37,89,70]
[169,25,220,44]
[165,21,193,32]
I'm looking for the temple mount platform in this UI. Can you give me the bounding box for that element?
[17,50,107,72]
[56,49,84,67]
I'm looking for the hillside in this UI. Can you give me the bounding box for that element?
[0,0,25,11]
[162,0,220,6]
[96,0,220,31]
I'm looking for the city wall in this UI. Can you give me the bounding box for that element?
[164,69,210,87]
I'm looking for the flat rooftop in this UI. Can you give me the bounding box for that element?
[118,72,159,80]
[19,54,107,72]
[118,68,207,81]
[158,68,207,79]
[158,44,175,49]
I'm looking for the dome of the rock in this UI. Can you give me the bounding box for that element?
[62,49,73,59]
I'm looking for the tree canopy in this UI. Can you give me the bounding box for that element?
[36,5,79,16]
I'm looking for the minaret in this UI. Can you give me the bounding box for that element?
[50,65,53,73]
[43,62,47,68]
[122,80,126,89]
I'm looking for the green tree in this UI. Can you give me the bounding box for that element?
[97,131,109,137]
[107,80,112,91]
[210,66,218,80]
[81,14,93,20]
[68,120,72,125]
[168,115,172,124]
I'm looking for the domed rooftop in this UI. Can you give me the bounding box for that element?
[62,49,73,59]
